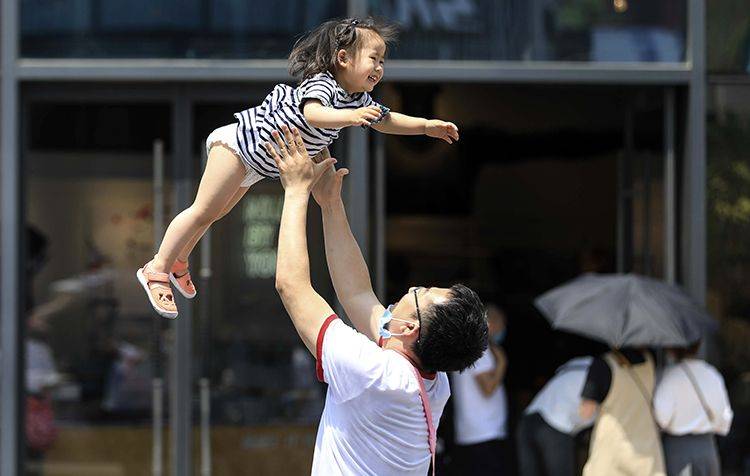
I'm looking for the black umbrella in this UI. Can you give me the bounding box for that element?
[534,273,717,348]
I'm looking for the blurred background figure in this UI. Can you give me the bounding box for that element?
[580,348,666,476]
[24,226,63,475]
[654,340,734,476]
[449,303,509,476]
[517,356,595,476]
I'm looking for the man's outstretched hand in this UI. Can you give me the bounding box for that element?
[264,125,336,193]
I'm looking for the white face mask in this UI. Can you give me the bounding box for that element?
[379,305,417,339]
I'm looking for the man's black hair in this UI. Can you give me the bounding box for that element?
[413,284,488,373]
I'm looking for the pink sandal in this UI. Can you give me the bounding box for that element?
[136,261,178,319]
[170,260,197,299]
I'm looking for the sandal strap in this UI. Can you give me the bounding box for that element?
[143,264,170,284]
[171,260,189,273]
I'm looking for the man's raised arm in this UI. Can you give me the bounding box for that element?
[265,126,337,355]
[311,151,385,341]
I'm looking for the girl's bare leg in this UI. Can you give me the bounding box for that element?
[175,186,250,264]
[151,146,246,273]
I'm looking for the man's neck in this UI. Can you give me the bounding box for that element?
[384,338,420,368]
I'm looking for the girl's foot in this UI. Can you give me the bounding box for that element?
[170,260,197,299]
[136,261,178,319]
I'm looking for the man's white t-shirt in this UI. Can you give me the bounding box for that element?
[654,359,733,436]
[313,315,450,476]
[525,356,595,435]
[451,347,507,445]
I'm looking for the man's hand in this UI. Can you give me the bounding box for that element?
[348,106,382,127]
[425,119,460,144]
[264,125,335,192]
[312,150,349,207]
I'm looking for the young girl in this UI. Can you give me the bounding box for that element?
[137,17,460,318]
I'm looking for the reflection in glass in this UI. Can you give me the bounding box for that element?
[192,103,331,474]
[706,83,750,474]
[24,102,171,474]
[370,0,686,62]
[21,0,346,59]
[707,0,750,74]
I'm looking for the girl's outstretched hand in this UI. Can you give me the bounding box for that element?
[425,120,460,144]
[264,125,336,192]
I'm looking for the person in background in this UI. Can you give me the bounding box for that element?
[450,303,509,476]
[580,348,666,476]
[654,340,733,476]
[517,356,596,476]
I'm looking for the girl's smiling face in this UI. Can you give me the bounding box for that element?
[335,31,386,94]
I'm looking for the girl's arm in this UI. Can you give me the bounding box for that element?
[303,100,382,129]
[371,112,426,135]
[372,112,460,144]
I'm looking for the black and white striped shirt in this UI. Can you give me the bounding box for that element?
[234,71,379,179]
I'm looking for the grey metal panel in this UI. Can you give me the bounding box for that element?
[23,82,272,102]
[344,127,370,261]
[1,0,22,473]
[170,91,194,476]
[683,0,706,304]
[664,88,677,284]
[152,140,166,476]
[16,59,692,85]
[374,133,386,301]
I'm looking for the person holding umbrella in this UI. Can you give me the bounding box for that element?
[654,340,733,476]
[578,347,665,475]
[535,273,718,476]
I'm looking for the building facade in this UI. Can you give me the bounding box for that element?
[3,0,748,475]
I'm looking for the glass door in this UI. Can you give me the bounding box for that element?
[189,95,335,476]
[22,88,173,475]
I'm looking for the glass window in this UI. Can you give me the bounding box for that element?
[192,103,335,473]
[381,82,665,384]
[707,0,750,74]
[707,82,750,474]
[24,100,171,474]
[21,0,347,58]
[370,0,686,62]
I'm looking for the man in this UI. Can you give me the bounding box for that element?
[450,303,509,475]
[265,125,487,475]
[517,356,595,476]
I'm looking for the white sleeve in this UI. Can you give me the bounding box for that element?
[714,372,734,436]
[653,376,675,431]
[316,317,387,403]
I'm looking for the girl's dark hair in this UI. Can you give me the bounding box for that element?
[289,17,398,81]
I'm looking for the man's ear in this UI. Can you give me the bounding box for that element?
[403,321,420,339]
[336,49,349,67]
